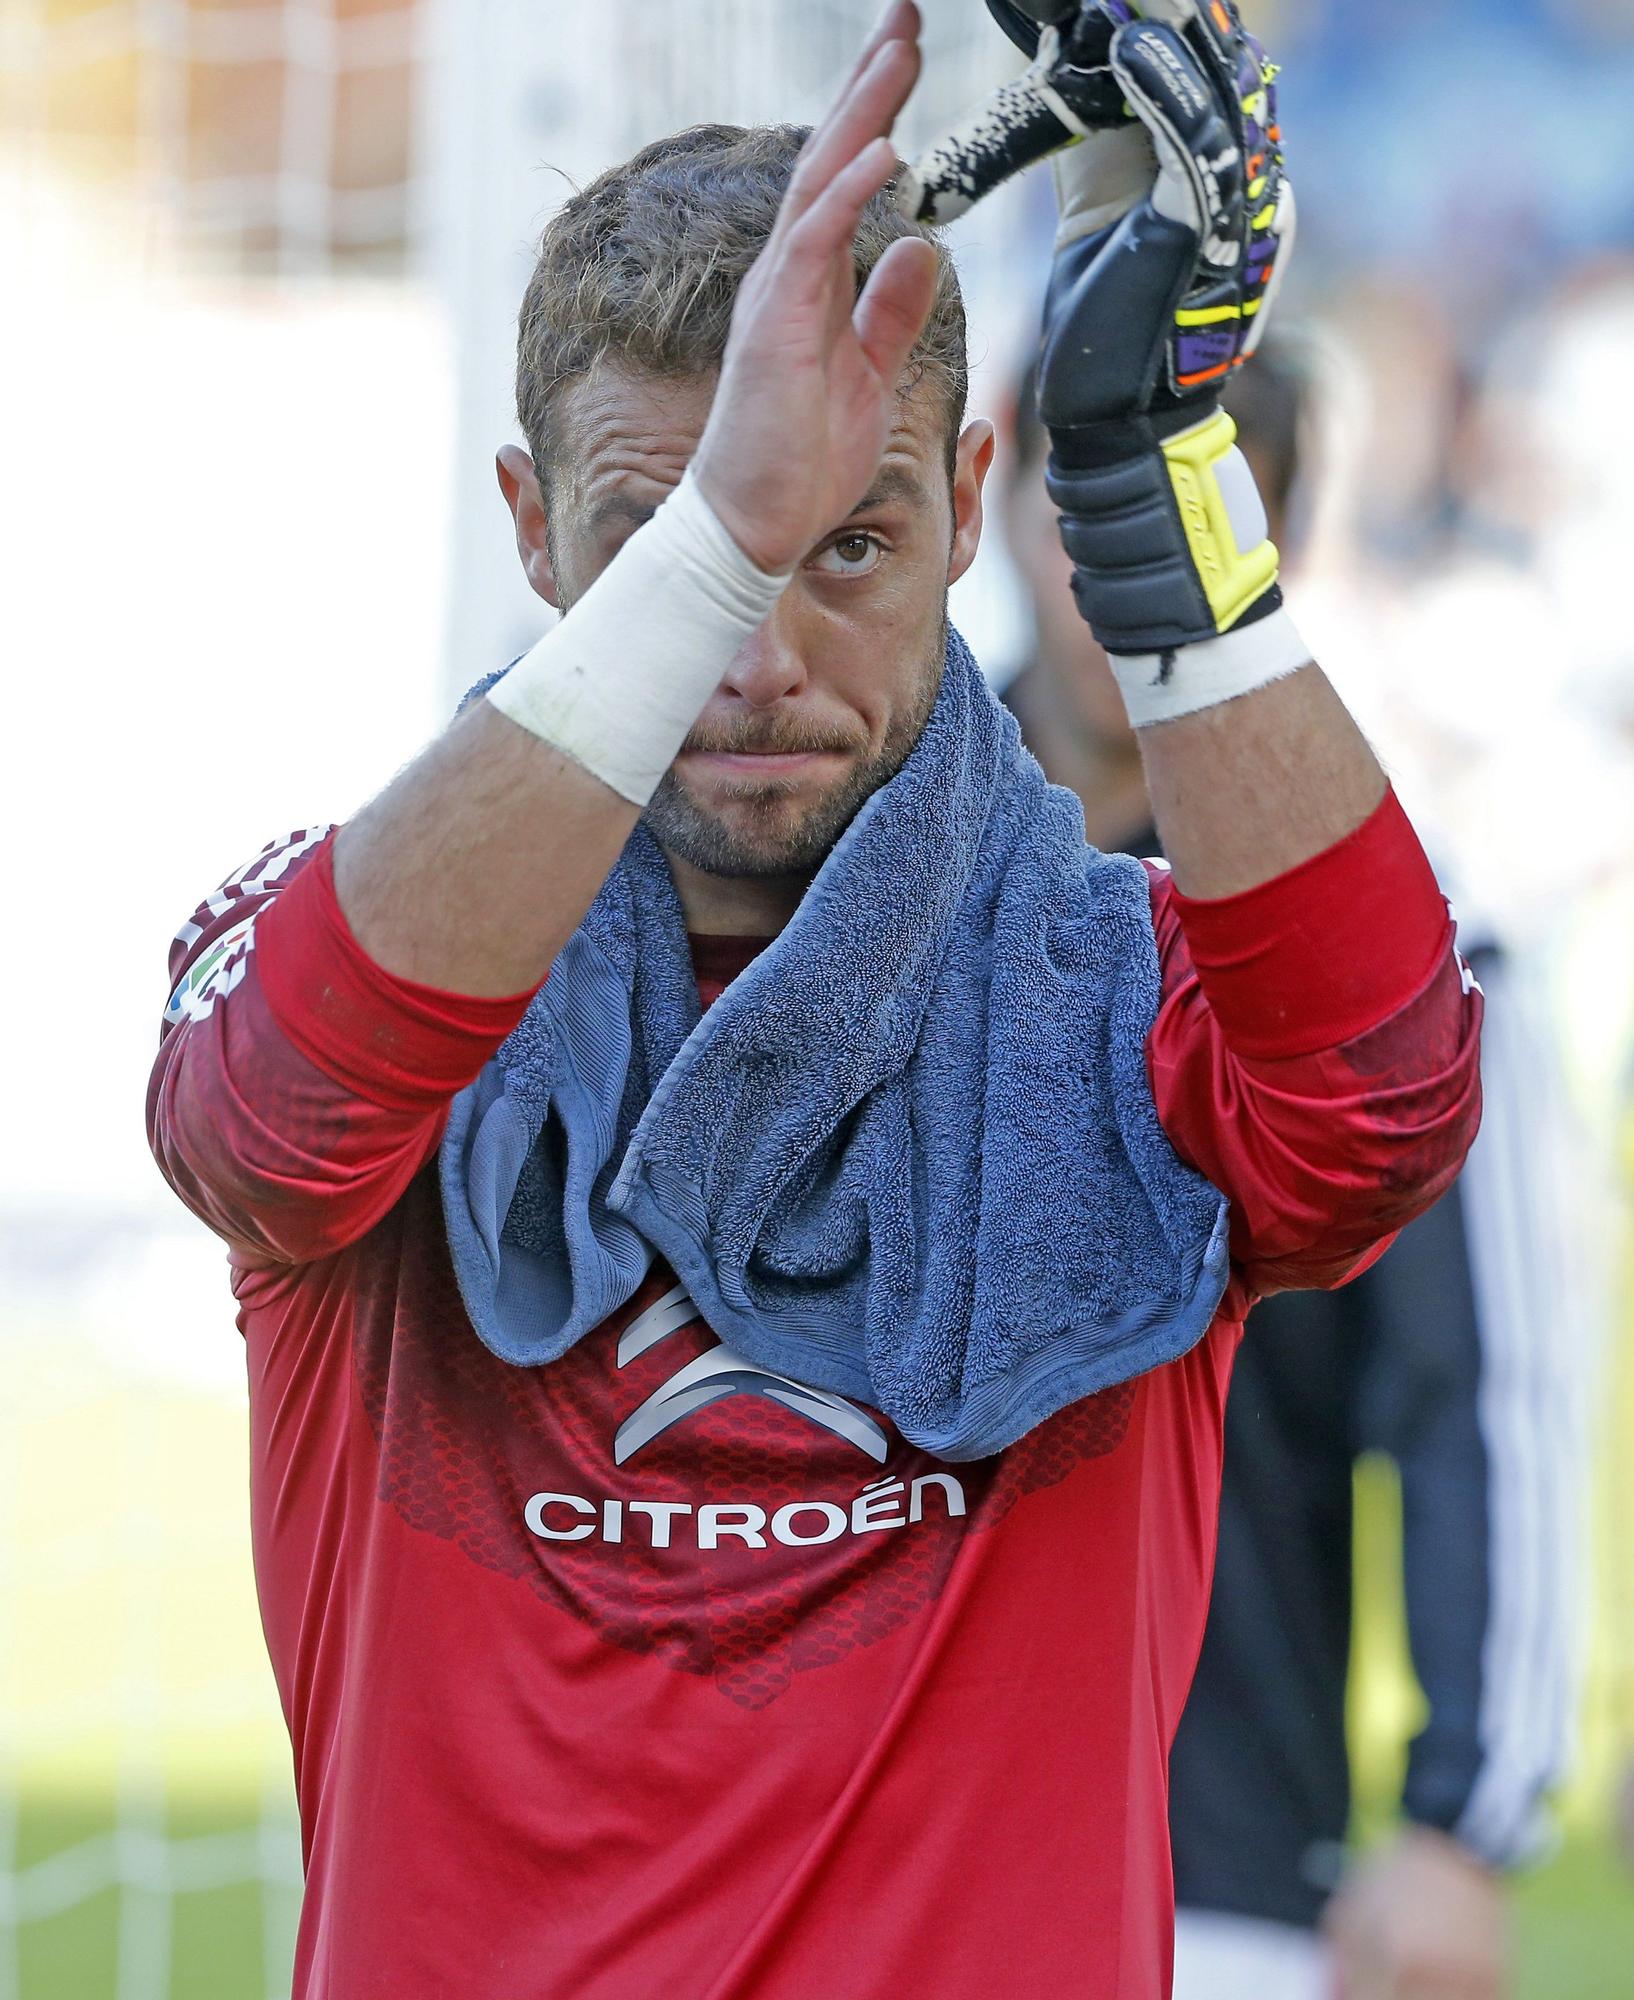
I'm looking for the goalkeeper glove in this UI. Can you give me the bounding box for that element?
[903,1,1300,687]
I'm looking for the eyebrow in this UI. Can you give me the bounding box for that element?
[584,464,932,543]
[847,465,931,516]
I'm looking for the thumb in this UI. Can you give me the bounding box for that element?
[853,234,941,381]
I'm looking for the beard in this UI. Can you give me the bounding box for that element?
[642,614,949,881]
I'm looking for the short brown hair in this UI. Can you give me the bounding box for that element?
[516,123,969,507]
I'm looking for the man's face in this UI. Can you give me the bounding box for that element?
[529,364,992,881]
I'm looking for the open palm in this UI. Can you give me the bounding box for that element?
[692,1,942,576]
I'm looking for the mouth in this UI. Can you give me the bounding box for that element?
[678,749,849,778]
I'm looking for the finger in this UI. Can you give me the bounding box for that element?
[1111,21,1241,259]
[787,34,920,225]
[898,4,1125,225]
[839,0,920,99]
[833,0,920,142]
[785,136,902,268]
[853,234,941,381]
[783,29,921,231]
[1241,176,1293,356]
[788,0,917,197]
[1133,0,1239,78]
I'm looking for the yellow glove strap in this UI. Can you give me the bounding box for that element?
[1162,408,1282,635]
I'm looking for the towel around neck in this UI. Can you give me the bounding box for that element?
[440,627,1230,1461]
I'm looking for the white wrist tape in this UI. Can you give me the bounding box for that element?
[486,467,793,805]
[1109,606,1313,728]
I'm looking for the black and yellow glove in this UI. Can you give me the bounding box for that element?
[902,1,1297,665]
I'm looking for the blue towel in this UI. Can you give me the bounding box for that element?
[440,627,1230,1461]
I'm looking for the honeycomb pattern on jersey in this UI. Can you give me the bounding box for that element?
[352,1176,1137,1711]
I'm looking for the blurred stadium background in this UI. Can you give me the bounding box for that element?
[3,0,1633,1993]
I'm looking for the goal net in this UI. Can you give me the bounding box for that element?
[0,0,423,279]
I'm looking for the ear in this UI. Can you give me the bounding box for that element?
[947,419,997,588]
[496,445,563,608]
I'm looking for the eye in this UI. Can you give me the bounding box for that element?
[810,531,885,579]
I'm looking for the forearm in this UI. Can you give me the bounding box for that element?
[332,462,798,996]
[1007,3,1377,897]
[1138,660,1388,899]
[334,705,637,997]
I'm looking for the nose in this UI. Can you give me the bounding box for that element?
[717,599,809,709]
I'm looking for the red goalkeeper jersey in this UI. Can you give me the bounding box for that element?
[147,793,1478,2000]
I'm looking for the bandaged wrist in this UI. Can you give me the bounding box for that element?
[1109,604,1313,728]
[486,467,794,805]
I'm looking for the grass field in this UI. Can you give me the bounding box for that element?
[5,1801,1628,2000]
[5,1334,1631,1997]
[9,1793,297,2000]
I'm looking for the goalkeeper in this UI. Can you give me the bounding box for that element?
[148,5,1480,1996]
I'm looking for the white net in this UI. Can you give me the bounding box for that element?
[3,10,424,1995]
[0,0,424,279]
[1,1217,308,1999]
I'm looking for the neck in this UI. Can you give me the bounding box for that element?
[664,846,808,938]
[1009,666,1153,854]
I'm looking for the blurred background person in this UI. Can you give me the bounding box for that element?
[1001,345,1585,2000]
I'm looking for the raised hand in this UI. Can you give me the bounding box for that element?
[1042,2,1293,424]
[1031,1,1294,658]
[690,0,942,577]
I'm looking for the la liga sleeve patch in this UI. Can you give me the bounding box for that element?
[164,910,261,1026]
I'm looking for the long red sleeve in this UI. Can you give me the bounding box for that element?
[147,831,533,1264]
[1143,787,1482,1302]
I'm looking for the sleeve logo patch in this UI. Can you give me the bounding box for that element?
[164,913,261,1026]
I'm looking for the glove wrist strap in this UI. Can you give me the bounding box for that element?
[1163,409,1282,630]
[1046,407,1282,654]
